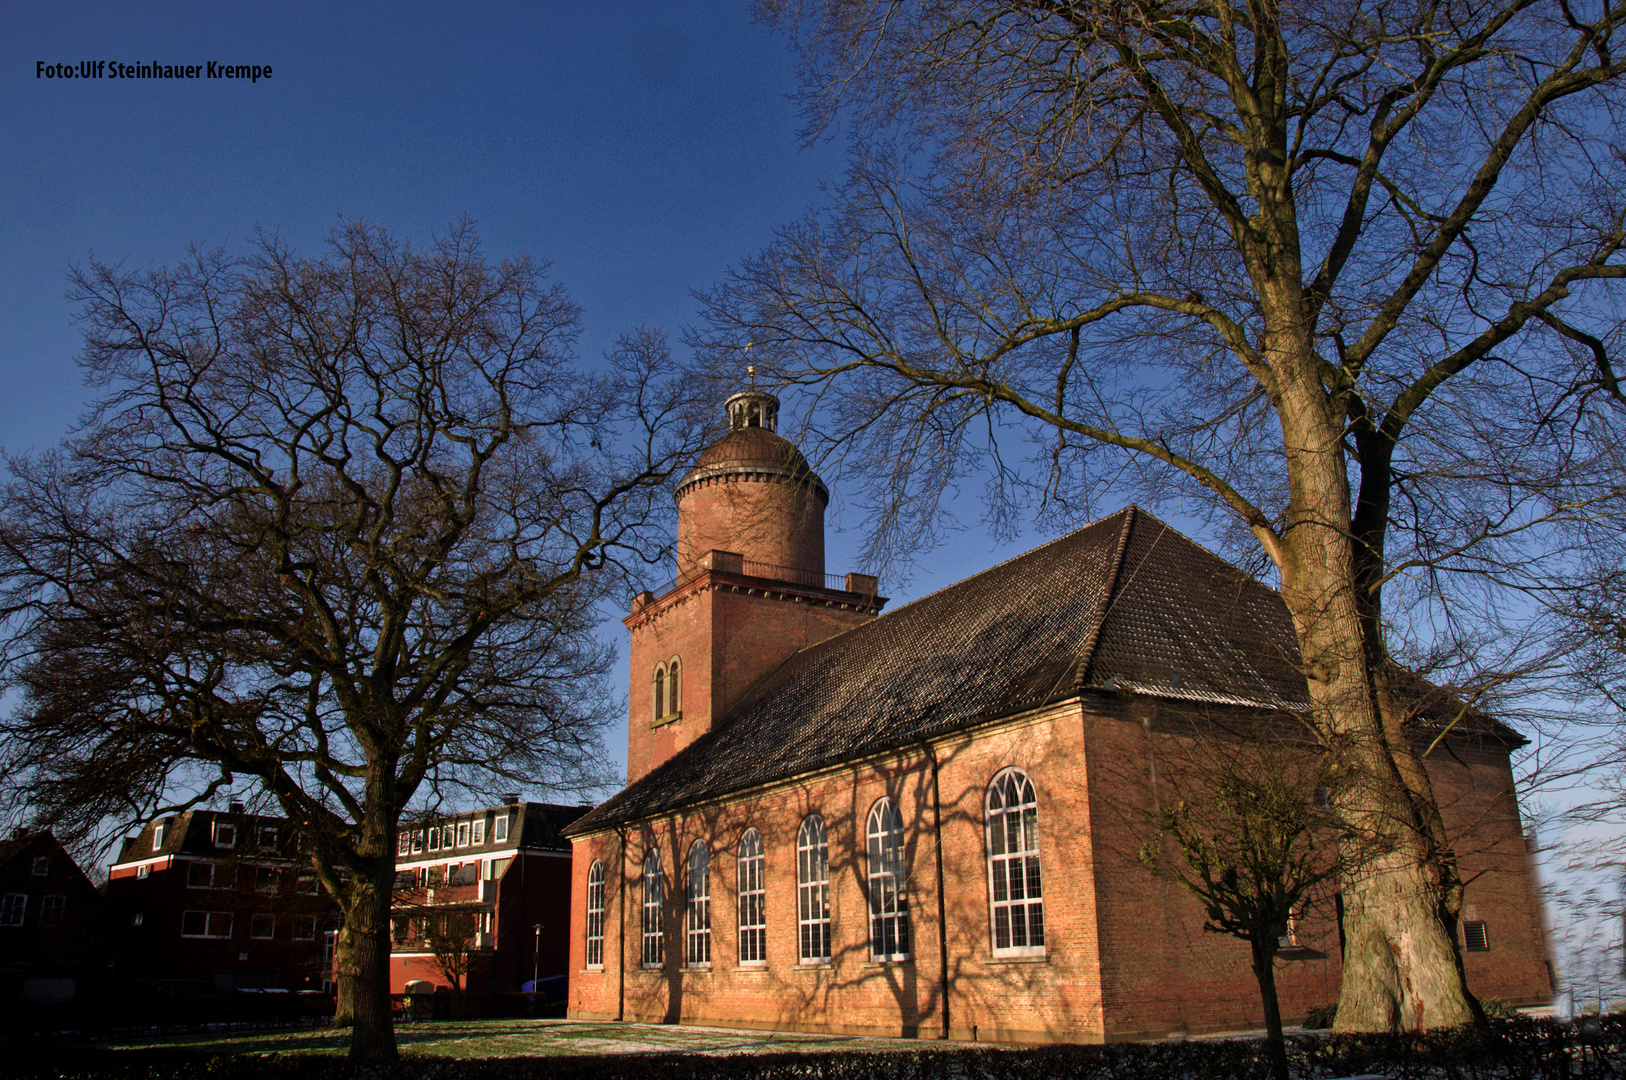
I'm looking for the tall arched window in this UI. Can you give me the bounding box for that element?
[685,840,711,966]
[653,664,666,719]
[641,849,665,967]
[585,860,606,968]
[986,768,1045,956]
[737,828,766,965]
[796,814,831,963]
[866,798,911,960]
[667,655,681,715]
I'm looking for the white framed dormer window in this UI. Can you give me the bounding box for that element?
[986,767,1045,957]
[427,827,441,852]
[737,828,766,966]
[641,849,665,968]
[585,859,606,968]
[213,820,237,849]
[797,814,831,964]
[866,798,911,961]
[685,840,711,967]
[457,821,470,847]
[136,865,150,879]
[152,819,167,850]
[493,813,510,843]
[397,833,412,857]
[472,819,486,844]
[411,830,424,855]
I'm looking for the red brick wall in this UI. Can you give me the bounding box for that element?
[571,700,1549,1042]
[677,474,825,577]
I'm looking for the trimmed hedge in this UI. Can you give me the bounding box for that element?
[8,1015,1623,1080]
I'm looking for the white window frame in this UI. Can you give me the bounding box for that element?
[212,820,236,849]
[397,832,412,857]
[1,893,26,926]
[494,814,510,843]
[796,815,831,964]
[136,865,150,879]
[293,916,317,942]
[250,912,275,939]
[152,819,167,850]
[39,894,65,927]
[641,850,665,968]
[132,912,144,927]
[737,828,766,966]
[685,840,711,967]
[472,819,486,844]
[585,859,606,968]
[427,827,441,852]
[457,821,470,847]
[986,767,1045,957]
[411,830,424,854]
[188,861,228,890]
[866,797,911,961]
[181,910,233,938]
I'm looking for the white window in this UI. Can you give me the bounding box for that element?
[797,815,831,963]
[641,849,665,968]
[188,862,229,889]
[1,893,26,926]
[293,917,316,942]
[411,830,424,854]
[152,819,167,850]
[472,819,486,844]
[494,814,510,843]
[181,910,233,938]
[737,829,766,966]
[867,798,910,960]
[685,840,711,967]
[136,864,150,879]
[427,827,441,852]
[986,767,1045,956]
[132,913,144,927]
[251,913,275,939]
[39,894,65,927]
[213,821,236,848]
[32,856,49,876]
[397,833,412,857]
[585,860,606,968]
[457,821,470,847]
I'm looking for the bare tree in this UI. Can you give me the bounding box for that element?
[1132,720,1358,1080]
[0,220,707,1060]
[700,0,1626,1032]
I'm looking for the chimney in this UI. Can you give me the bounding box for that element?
[500,793,520,806]
[9,827,25,841]
[229,801,245,814]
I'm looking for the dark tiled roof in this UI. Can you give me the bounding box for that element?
[518,803,591,852]
[564,507,1518,834]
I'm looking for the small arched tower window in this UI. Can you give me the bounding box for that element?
[653,664,666,720]
[667,656,681,716]
[986,767,1045,956]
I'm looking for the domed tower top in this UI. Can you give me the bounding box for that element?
[674,388,828,579]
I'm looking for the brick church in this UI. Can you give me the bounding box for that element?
[564,389,1551,1042]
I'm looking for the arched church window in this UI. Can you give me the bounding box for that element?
[986,767,1045,956]
[585,859,605,968]
[685,840,711,966]
[641,849,665,967]
[737,828,766,965]
[667,656,681,715]
[796,814,830,963]
[653,664,666,719]
[866,797,910,960]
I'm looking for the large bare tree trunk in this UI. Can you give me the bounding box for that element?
[342,862,398,1061]
[1274,382,1476,1031]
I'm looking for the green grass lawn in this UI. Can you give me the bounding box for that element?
[104,1019,935,1059]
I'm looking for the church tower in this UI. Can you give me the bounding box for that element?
[623,389,886,784]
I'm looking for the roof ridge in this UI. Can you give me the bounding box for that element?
[1072,505,1139,689]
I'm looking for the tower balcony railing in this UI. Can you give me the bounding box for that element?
[648,555,879,601]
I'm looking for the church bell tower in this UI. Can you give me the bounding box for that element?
[623,389,886,784]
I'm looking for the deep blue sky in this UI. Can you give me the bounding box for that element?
[3,2,1049,772]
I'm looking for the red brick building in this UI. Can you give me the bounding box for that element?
[388,799,586,1007]
[106,807,339,994]
[564,390,1551,1042]
[0,830,109,1002]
